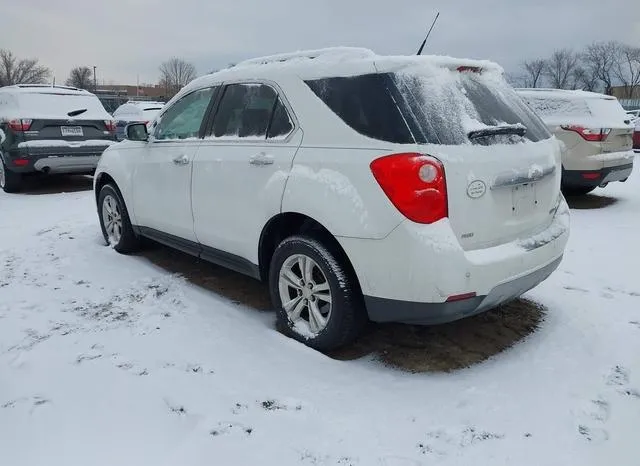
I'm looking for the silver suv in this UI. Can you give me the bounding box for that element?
[517,88,634,195]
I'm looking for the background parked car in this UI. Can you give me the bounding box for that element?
[626,109,640,120]
[634,117,640,152]
[112,101,164,141]
[94,48,569,351]
[517,88,635,195]
[0,84,116,193]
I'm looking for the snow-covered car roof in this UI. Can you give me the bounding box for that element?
[120,100,165,108]
[173,47,504,105]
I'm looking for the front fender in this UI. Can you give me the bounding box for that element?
[94,141,142,225]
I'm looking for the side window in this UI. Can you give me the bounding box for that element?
[154,87,215,141]
[211,84,278,139]
[267,99,294,139]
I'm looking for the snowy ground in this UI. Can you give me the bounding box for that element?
[1,167,639,466]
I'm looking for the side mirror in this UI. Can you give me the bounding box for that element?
[126,123,149,141]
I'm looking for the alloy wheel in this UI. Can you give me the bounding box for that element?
[102,194,123,245]
[278,254,332,335]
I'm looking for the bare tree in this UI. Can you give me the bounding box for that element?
[613,45,640,99]
[159,58,196,97]
[520,59,546,88]
[583,41,622,94]
[544,49,579,89]
[571,65,599,91]
[65,66,93,89]
[0,49,50,87]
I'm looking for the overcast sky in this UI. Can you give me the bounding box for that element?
[2,0,639,85]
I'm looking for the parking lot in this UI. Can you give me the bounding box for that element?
[1,165,639,465]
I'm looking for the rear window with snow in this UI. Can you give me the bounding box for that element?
[523,98,590,117]
[306,70,550,145]
[10,92,110,120]
[523,96,631,127]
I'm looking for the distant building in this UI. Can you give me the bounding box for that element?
[94,84,168,113]
[610,86,640,100]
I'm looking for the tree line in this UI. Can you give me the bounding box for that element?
[515,41,640,98]
[0,49,196,98]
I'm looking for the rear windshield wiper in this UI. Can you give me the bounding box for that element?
[67,108,88,117]
[468,124,526,140]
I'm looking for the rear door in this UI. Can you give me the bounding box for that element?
[586,98,635,154]
[131,86,217,242]
[192,82,300,264]
[389,68,562,250]
[16,91,115,148]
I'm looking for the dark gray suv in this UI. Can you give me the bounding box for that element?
[0,84,117,193]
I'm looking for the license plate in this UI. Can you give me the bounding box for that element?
[511,183,538,215]
[61,126,83,137]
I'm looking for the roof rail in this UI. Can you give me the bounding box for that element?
[235,47,375,68]
[14,84,84,91]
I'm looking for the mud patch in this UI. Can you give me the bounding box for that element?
[565,193,617,210]
[330,298,546,373]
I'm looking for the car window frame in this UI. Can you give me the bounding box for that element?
[202,79,298,144]
[149,86,219,144]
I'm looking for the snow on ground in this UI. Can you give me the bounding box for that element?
[1,167,639,466]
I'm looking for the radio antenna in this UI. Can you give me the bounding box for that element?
[417,12,440,55]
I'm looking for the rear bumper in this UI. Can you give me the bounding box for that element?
[338,198,569,324]
[563,161,633,188]
[5,145,111,174]
[365,256,561,324]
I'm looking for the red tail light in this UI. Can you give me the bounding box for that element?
[13,159,29,167]
[104,120,116,133]
[370,152,448,224]
[8,119,32,132]
[561,125,611,142]
[457,65,482,73]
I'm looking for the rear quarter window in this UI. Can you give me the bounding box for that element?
[305,74,415,144]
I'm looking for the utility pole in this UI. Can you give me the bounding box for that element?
[93,66,97,91]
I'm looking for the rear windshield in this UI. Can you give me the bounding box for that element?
[523,96,631,127]
[15,93,109,120]
[305,70,550,145]
[585,99,630,125]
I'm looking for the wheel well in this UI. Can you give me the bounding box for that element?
[94,173,116,206]
[258,213,361,291]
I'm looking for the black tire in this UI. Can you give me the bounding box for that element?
[562,184,596,196]
[97,183,140,253]
[0,156,22,193]
[269,235,366,351]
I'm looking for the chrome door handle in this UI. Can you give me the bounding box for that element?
[249,152,274,166]
[172,154,190,165]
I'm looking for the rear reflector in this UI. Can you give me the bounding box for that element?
[561,125,611,142]
[13,159,29,167]
[8,119,32,132]
[370,153,448,224]
[581,172,601,180]
[446,292,477,302]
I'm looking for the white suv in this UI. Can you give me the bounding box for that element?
[94,48,569,351]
